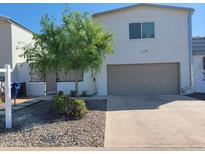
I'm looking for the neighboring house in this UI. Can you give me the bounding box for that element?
[0,16,96,96]
[0,16,32,81]
[0,16,41,96]
[0,3,195,96]
[193,37,205,93]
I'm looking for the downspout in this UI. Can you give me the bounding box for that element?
[188,10,194,91]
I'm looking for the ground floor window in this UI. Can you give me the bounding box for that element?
[29,67,45,82]
[57,70,83,82]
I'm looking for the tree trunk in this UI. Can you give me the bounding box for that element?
[0,89,2,103]
[75,79,79,97]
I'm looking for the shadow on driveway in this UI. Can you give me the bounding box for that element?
[86,94,205,111]
[86,99,107,111]
[186,93,205,100]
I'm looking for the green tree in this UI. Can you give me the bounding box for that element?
[22,9,113,97]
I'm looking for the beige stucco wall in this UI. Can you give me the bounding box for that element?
[95,6,192,95]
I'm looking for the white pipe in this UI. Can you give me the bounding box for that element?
[4,64,12,129]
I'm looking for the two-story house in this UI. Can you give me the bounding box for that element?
[0,4,195,96]
[93,3,194,95]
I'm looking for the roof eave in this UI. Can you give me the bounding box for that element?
[0,16,33,34]
[92,3,195,18]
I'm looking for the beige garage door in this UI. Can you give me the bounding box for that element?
[107,63,180,95]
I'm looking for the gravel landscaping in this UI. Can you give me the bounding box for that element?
[0,99,107,147]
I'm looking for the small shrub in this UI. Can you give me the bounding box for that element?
[50,94,88,120]
[58,91,64,95]
[81,91,87,97]
[70,90,76,97]
[67,99,88,120]
[51,94,69,114]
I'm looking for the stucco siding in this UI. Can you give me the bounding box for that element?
[16,63,46,96]
[57,71,96,95]
[11,23,96,96]
[95,6,191,95]
[0,21,12,70]
[10,24,45,96]
[10,25,47,96]
[11,24,33,82]
[17,62,96,96]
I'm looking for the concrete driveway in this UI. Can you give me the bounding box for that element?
[104,95,205,148]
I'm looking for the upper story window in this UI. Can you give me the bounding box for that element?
[129,22,155,39]
[129,23,141,39]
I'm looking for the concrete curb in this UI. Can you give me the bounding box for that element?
[1,147,205,151]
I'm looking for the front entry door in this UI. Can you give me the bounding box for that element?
[46,73,57,95]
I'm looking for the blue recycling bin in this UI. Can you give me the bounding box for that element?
[11,82,21,99]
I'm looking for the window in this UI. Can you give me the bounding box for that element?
[129,22,155,39]
[57,70,83,82]
[129,23,141,39]
[30,68,45,82]
[142,22,155,38]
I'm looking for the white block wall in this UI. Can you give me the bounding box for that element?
[57,71,96,95]
[193,55,205,92]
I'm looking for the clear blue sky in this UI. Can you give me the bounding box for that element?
[0,3,204,37]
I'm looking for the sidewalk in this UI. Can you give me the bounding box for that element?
[0,95,53,116]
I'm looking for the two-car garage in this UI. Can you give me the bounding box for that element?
[107,63,180,95]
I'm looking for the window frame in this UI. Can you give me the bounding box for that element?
[142,22,155,39]
[129,22,155,40]
[29,68,45,82]
[129,23,141,39]
[57,70,84,82]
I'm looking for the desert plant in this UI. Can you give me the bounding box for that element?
[81,91,87,97]
[67,99,88,120]
[51,94,69,114]
[58,90,64,95]
[70,90,77,97]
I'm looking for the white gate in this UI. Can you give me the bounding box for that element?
[0,64,12,128]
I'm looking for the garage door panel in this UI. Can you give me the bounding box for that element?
[107,63,179,95]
